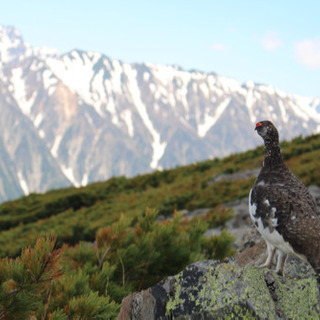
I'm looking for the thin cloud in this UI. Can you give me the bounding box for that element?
[294,38,320,69]
[261,31,283,52]
[211,43,229,51]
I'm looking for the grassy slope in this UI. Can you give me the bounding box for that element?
[1,133,320,257]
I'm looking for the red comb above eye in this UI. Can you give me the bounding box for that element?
[256,122,262,127]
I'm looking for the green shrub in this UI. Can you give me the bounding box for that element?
[0,206,236,318]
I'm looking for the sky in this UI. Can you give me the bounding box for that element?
[0,0,320,97]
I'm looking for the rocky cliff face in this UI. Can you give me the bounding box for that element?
[1,25,320,201]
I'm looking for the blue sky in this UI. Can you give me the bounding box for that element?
[1,0,320,97]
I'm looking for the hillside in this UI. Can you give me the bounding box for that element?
[1,132,320,258]
[1,25,320,202]
[1,133,320,318]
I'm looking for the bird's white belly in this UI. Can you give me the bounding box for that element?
[249,189,307,262]
[256,217,294,255]
[248,189,257,222]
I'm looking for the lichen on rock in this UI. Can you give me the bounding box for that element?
[119,223,320,320]
[166,259,278,319]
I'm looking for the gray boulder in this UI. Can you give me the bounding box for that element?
[118,240,320,319]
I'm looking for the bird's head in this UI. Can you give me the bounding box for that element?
[255,120,279,143]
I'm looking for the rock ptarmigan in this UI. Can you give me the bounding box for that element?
[249,120,320,276]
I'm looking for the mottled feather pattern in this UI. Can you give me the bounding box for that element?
[249,121,320,276]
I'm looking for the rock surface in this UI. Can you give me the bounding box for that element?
[118,239,320,319]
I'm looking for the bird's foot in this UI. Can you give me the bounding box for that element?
[258,261,272,269]
[275,267,284,276]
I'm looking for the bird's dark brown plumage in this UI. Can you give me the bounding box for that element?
[249,120,320,276]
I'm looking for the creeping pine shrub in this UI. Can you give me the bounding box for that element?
[0,236,62,319]
[0,208,235,319]
[0,236,119,320]
[95,208,235,291]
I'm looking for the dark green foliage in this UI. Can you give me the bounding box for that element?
[93,208,233,292]
[203,229,236,260]
[67,292,117,320]
[0,236,63,319]
[0,237,119,319]
[204,206,234,229]
[0,210,234,319]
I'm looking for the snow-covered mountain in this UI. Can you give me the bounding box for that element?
[0,25,320,202]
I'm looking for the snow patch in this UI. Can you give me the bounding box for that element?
[245,81,255,88]
[245,86,256,123]
[46,51,103,112]
[91,68,106,117]
[192,82,198,93]
[110,59,123,94]
[124,64,166,169]
[218,76,246,95]
[143,72,150,81]
[268,105,274,112]
[39,130,45,138]
[106,97,119,125]
[278,100,288,123]
[198,98,231,137]
[199,82,209,98]
[42,69,58,89]
[259,84,275,95]
[17,171,29,195]
[148,64,177,87]
[176,75,190,111]
[51,134,63,158]
[61,165,80,187]
[0,26,29,63]
[121,109,134,137]
[168,93,176,106]
[34,113,43,128]
[289,101,311,121]
[81,173,88,186]
[48,87,56,96]
[292,95,320,121]
[11,68,36,115]
[149,83,156,93]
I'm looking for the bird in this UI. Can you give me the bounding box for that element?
[249,120,320,277]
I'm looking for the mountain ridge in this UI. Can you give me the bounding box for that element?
[0,25,320,201]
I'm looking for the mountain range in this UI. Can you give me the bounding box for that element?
[0,25,319,202]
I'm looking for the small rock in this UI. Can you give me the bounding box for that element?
[210,168,260,184]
